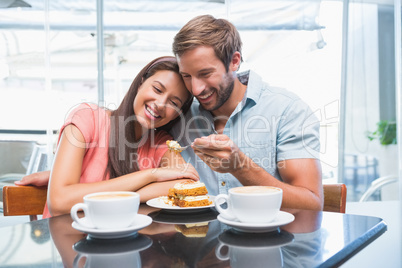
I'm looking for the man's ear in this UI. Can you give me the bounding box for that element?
[230,52,242,71]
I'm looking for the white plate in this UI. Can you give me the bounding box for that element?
[217,211,295,233]
[72,214,152,239]
[146,196,215,213]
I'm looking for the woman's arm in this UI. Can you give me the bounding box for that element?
[48,125,199,216]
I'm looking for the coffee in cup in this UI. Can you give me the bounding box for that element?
[70,191,140,229]
[215,186,282,223]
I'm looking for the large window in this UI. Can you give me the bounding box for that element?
[3,0,399,202]
[342,1,399,201]
[0,0,342,182]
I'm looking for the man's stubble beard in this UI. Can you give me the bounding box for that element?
[204,73,235,112]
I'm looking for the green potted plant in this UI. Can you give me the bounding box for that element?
[366,120,398,200]
[366,120,397,145]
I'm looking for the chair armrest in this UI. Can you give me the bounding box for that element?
[2,185,47,216]
[323,183,347,213]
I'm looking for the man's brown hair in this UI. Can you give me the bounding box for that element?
[172,14,243,71]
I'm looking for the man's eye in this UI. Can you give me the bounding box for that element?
[181,74,190,79]
[171,100,178,107]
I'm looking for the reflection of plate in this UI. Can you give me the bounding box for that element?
[146,196,215,213]
[217,211,295,233]
[219,229,294,248]
[148,209,218,224]
[72,214,152,239]
[73,234,153,254]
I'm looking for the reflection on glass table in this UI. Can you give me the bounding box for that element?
[0,204,387,267]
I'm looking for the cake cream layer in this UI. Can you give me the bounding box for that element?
[182,195,209,201]
[171,181,209,197]
[174,181,206,190]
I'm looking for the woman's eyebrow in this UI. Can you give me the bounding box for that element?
[155,81,166,89]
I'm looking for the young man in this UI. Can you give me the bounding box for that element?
[170,15,323,210]
[18,15,323,211]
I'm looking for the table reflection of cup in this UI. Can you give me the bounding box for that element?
[73,234,152,268]
[215,230,294,268]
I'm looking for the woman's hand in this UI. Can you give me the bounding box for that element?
[14,170,51,187]
[154,163,199,182]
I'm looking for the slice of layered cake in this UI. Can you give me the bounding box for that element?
[168,181,212,207]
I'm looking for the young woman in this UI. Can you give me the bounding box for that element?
[37,56,198,217]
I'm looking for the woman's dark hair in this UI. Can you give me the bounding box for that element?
[105,56,193,179]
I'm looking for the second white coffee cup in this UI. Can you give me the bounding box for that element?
[70,191,140,229]
[215,186,283,223]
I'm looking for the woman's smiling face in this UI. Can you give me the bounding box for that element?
[133,70,189,132]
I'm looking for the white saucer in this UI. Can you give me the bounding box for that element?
[72,214,152,239]
[146,196,215,213]
[217,211,295,233]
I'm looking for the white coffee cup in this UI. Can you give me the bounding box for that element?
[70,191,140,229]
[215,186,282,223]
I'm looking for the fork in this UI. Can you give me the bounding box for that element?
[176,145,190,152]
[169,144,191,153]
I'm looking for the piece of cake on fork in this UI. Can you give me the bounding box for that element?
[166,140,184,153]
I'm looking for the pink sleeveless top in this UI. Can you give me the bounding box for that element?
[43,103,171,218]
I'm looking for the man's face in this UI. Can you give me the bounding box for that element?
[177,46,235,112]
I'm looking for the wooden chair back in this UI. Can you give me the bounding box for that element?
[2,185,47,221]
[323,183,347,213]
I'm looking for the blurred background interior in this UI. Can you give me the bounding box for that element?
[0,0,400,210]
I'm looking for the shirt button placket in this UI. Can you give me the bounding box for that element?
[218,173,229,195]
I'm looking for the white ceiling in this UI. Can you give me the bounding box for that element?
[1,0,324,31]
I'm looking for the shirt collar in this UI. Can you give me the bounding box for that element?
[237,70,264,106]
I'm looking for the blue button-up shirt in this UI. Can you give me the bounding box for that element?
[170,70,320,196]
